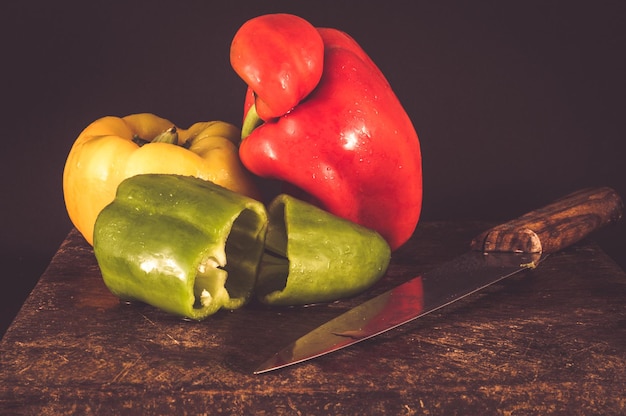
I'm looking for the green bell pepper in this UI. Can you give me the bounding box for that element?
[94,174,391,318]
[256,194,391,306]
[93,174,267,320]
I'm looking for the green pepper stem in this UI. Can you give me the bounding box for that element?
[132,126,179,147]
[241,103,264,140]
[151,127,178,144]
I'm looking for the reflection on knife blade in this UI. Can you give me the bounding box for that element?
[254,252,541,374]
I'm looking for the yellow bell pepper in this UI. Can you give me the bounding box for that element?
[63,113,261,245]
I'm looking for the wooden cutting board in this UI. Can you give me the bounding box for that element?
[1,221,625,415]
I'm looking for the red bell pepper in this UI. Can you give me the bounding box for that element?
[230,14,422,250]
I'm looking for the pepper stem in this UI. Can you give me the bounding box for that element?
[151,126,178,144]
[132,126,179,147]
[241,103,264,140]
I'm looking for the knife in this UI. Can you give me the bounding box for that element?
[254,187,623,374]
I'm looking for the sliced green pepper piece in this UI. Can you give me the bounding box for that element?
[93,174,267,320]
[256,194,391,306]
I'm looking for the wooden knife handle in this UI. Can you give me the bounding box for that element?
[470,187,623,254]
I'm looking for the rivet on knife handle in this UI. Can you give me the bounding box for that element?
[470,187,624,254]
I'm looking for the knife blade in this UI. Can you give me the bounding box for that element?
[254,187,623,374]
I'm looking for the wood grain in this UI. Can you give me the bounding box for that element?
[471,187,623,254]
[1,222,625,415]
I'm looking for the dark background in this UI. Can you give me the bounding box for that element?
[1,1,624,337]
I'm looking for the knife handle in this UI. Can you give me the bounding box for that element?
[470,187,623,254]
